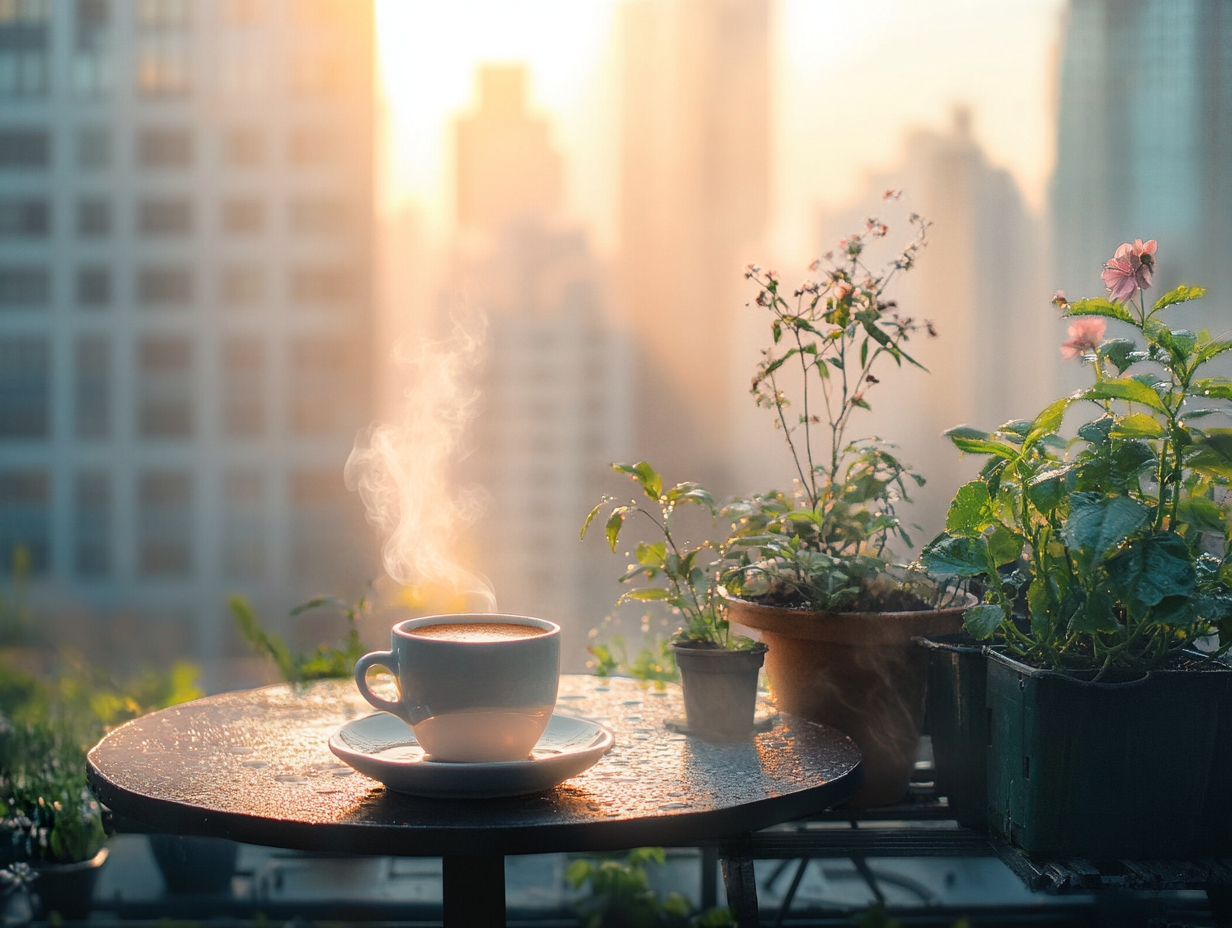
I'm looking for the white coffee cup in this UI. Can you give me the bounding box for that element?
[354,614,560,763]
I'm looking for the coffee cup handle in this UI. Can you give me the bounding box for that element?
[354,650,403,716]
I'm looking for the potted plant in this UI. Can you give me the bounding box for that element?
[719,206,968,805]
[584,463,768,741]
[921,238,1232,857]
[0,717,108,921]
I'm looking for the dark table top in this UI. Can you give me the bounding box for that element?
[87,675,863,858]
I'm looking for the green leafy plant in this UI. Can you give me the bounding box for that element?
[229,588,369,683]
[565,847,735,928]
[583,463,756,650]
[0,654,200,866]
[724,205,939,612]
[587,634,680,689]
[921,239,1232,673]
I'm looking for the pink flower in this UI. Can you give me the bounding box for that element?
[1060,317,1106,360]
[1100,239,1158,303]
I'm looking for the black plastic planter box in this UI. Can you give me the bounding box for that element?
[916,634,988,830]
[986,649,1232,859]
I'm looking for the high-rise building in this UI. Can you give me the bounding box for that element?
[452,65,632,668]
[617,0,770,494]
[816,111,1051,543]
[0,0,376,668]
[1051,0,1232,346]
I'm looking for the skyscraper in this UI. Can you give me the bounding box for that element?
[453,65,632,668]
[817,111,1051,543]
[1051,0,1232,341]
[0,0,376,669]
[617,0,770,494]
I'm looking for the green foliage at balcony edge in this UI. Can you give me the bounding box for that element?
[921,250,1232,673]
[229,588,367,683]
[565,847,735,928]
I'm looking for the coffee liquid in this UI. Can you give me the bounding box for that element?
[409,622,546,642]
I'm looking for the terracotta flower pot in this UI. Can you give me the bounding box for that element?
[671,642,768,741]
[725,596,965,806]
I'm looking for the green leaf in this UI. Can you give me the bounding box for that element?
[1069,588,1120,633]
[1026,396,1073,446]
[1077,416,1116,446]
[1027,468,1072,513]
[1193,337,1232,368]
[1105,531,1197,615]
[581,502,604,540]
[635,541,666,566]
[613,461,663,500]
[605,510,625,553]
[1060,493,1150,568]
[1064,297,1134,322]
[919,533,993,577]
[944,426,1022,460]
[1192,379,1232,401]
[665,483,716,513]
[623,588,670,601]
[289,596,346,616]
[964,604,1005,639]
[945,481,994,536]
[1175,497,1227,535]
[1152,284,1206,312]
[1109,413,1164,439]
[1084,378,1168,413]
[987,524,1025,566]
[1101,338,1139,376]
[1188,430,1232,480]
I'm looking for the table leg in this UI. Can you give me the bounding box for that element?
[719,837,761,928]
[442,854,505,928]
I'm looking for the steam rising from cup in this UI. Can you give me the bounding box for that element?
[345,308,497,612]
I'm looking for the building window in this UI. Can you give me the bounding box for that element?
[136,0,188,28]
[223,127,261,166]
[137,126,191,167]
[288,198,346,235]
[138,266,192,306]
[222,198,263,234]
[0,4,49,100]
[138,336,192,437]
[290,470,345,580]
[222,469,263,580]
[0,336,48,437]
[290,50,346,96]
[77,126,110,169]
[222,337,263,436]
[288,127,334,166]
[0,198,48,236]
[0,128,48,168]
[221,265,263,308]
[0,469,49,575]
[290,265,353,305]
[74,469,110,577]
[76,197,111,236]
[0,267,48,309]
[138,470,191,577]
[73,0,111,97]
[289,337,353,434]
[138,197,191,236]
[74,335,109,439]
[137,35,190,96]
[76,266,110,307]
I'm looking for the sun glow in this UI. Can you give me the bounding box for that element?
[375,0,617,237]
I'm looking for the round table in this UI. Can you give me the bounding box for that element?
[87,674,863,926]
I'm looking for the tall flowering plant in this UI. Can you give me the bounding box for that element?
[922,239,1232,672]
[722,201,941,611]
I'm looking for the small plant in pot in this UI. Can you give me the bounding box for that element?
[921,238,1232,857]
[720,205,967,805]
[583,462,767,742]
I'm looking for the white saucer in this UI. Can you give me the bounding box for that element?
[329,712,614,799]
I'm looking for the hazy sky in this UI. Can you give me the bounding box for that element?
[376,0,1066,260]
